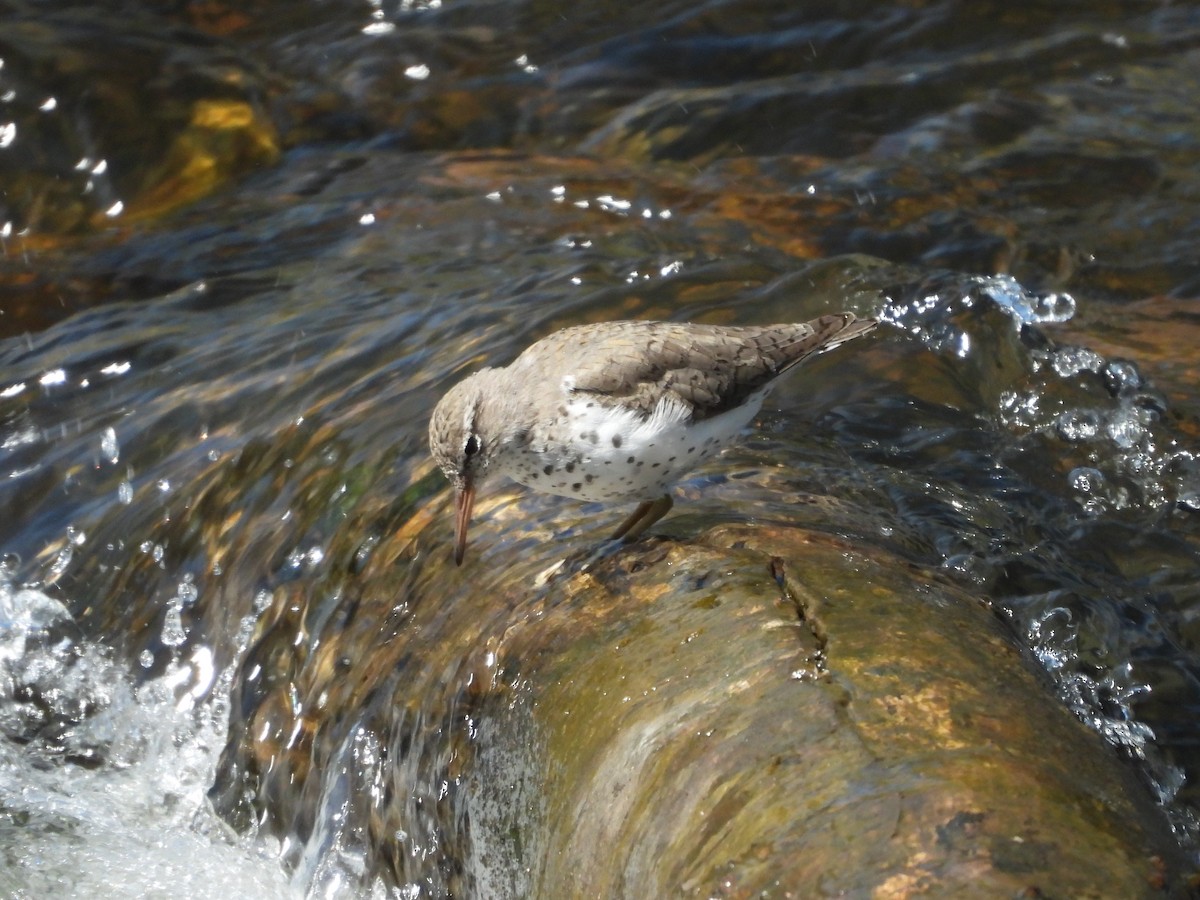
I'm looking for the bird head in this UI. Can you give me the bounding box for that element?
[428,370,497,566]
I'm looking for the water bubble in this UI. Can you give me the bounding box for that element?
[1069,467,1105,493]
[1052,346,1105,378]
[1109,484,1131,510]
[139,649,155,668]
[1033,292,1076,323]
[998,389,1041,429]
[1124,451,1155,477]
[1102,359,1142,396]
[1106,414,1144,450]
[1056,409,1100,442]
[118,481,134,504]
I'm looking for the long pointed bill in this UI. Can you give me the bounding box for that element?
[453,478,475,566]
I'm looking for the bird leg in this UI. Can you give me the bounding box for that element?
[610,494,674,542]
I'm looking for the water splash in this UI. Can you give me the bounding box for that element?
[0,575,297,898]
[870,275,1199,841]
[1016,598,1179,782]
[880,274,1076,357]
[974,274,1076,325]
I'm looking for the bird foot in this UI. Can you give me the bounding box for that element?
[610,494,674,542]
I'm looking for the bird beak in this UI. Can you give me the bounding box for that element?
[453,477,475,566]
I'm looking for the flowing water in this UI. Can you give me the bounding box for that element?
[2,0,1200,895]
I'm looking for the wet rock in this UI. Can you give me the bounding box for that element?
[481,525,1193,896]
[207,498,1195,894]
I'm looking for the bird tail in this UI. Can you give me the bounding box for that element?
[817,313,878,352]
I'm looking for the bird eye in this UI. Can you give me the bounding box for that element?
[464,435,480,456]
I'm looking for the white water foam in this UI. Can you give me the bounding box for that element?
[0,577,298,899]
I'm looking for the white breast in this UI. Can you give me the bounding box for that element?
[497,389,768,503]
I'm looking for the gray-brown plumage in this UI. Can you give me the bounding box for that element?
[429,313,877,564]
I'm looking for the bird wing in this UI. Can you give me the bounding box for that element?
[552,314,874,421]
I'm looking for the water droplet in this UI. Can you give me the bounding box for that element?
[1069,467,1105,493]
[973,275,1076,325]
[161,603,186,648]
[177,577,199,606]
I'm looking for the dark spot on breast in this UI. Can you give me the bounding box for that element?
[612,434,623,448]
[572,482,582,491]
[668,456,676,462]
[636,461,644,467]
[566,462,576,473]
[651,462,660,468]
[585,474,594,483]
[687,447,695,454]
[544,464,554,475]
[627,456,635,464]
[514,427,530,445]
[531,473,539,480]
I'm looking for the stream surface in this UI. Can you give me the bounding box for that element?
[2,1,1200,895]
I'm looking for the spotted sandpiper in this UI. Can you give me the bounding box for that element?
[428,314,877,565]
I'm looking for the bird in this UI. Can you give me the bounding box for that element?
[428,314,877,565]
